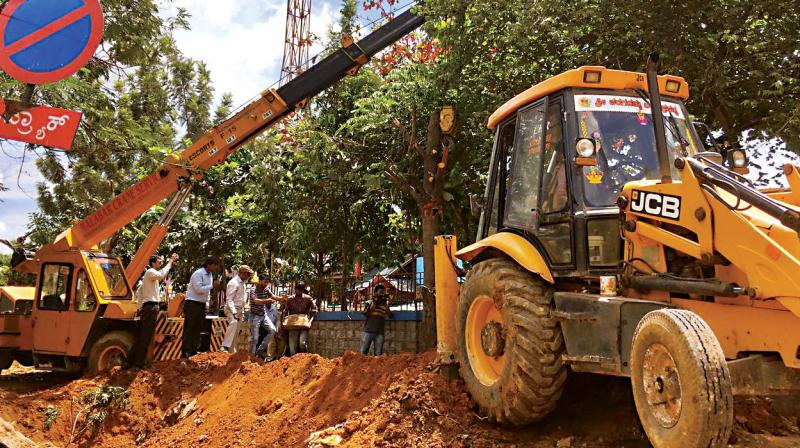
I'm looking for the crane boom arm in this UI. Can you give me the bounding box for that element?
[46,8,425,256]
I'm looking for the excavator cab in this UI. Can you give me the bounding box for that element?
[435,66,800,448]
[473,67,699,277]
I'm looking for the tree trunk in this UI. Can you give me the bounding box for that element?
[418,111,443,351]
[419,211,439,350]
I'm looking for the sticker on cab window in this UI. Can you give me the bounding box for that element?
[585,167,604,184]
[574,94,685,120]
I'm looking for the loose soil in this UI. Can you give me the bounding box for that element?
[0,351,798,447]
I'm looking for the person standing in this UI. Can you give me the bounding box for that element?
[259,295,279,359]
[182,256,221,359]
[285,283,317,356]
[132,253,178,367]
[360,284,394,356]
[248,274,276,354]
[221,265,254,353]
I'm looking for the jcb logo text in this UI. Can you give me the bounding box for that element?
[630,190,681,220]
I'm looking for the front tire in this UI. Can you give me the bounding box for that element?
[630,309,733,448]
[86,331,135,375]
[456,258,566,425]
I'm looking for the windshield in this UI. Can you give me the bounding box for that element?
[575,93,700,206]
[84,255,131,300]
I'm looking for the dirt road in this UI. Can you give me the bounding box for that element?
[0,351,797,447]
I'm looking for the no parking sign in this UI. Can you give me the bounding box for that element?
[0,0,104,84]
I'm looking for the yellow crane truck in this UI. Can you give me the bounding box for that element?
[434,55,800,448]
[0,8,425,374]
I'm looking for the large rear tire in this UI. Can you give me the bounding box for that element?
[86,331,135,375]
[630,309,733,448]
[456,258,566,425]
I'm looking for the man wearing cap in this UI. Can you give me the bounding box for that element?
[221,265,254,353]
[285,282,317,356]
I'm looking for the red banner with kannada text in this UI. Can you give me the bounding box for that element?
[0,98,82,150]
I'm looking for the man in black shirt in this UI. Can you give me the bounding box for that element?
[359,284,394,356]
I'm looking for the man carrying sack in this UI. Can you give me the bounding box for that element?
[284,282,317,355]
[221,265,254,353]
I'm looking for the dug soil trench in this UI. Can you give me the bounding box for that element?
[0,351,798,447]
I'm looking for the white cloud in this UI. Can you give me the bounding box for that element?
[165,0,340,107]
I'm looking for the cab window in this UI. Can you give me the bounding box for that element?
[504,100,546,232]
[575,92,698,206]
[540,101,567,213]
[485,119,516,237]
[85,256,132,300]
[75,270,97,312]
[38,264,72,311]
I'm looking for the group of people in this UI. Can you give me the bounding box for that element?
[132,254,332,367]
[218,263,319,359]
[132,253,396,367]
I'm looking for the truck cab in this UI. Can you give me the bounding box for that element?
[0,249,138,373]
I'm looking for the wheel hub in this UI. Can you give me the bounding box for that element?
[480,321,505,357]
[641,343,682,428]
[465,295,507,386]
[99,346,127,372]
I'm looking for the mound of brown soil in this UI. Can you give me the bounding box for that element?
[0,351,798,448]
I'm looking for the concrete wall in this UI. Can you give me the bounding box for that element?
[308,311,421,358]
[226,311,422,358]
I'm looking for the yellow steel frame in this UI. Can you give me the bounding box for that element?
[621,162,800,368]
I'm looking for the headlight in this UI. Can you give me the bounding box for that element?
[576,138,596,158]
[731,150,746,168]
[665,80,681,93]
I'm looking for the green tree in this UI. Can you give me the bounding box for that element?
[0,253,9,285]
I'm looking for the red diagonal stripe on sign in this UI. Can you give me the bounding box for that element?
[0,5,90,56]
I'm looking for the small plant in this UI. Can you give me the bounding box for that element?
[42,405,60,430]
[69,385,130,444]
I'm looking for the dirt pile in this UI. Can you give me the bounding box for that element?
[1,351,799,448]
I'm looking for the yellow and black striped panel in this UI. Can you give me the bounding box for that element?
[153,315,185,361]
[153,315,233,361]
[209,318,227,352]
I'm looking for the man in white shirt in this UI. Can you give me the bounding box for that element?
[132,253,178,367]
[221,265,254,352]
[182,256,221,359]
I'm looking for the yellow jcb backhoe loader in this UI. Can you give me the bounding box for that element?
[434,54,800,448]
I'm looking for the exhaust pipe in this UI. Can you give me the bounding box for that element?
[646,52,672,183]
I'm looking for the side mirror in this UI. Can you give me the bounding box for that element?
[575,138,598,166]
[468,193,485,218]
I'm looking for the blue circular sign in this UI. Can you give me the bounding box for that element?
[0,0,104,84]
